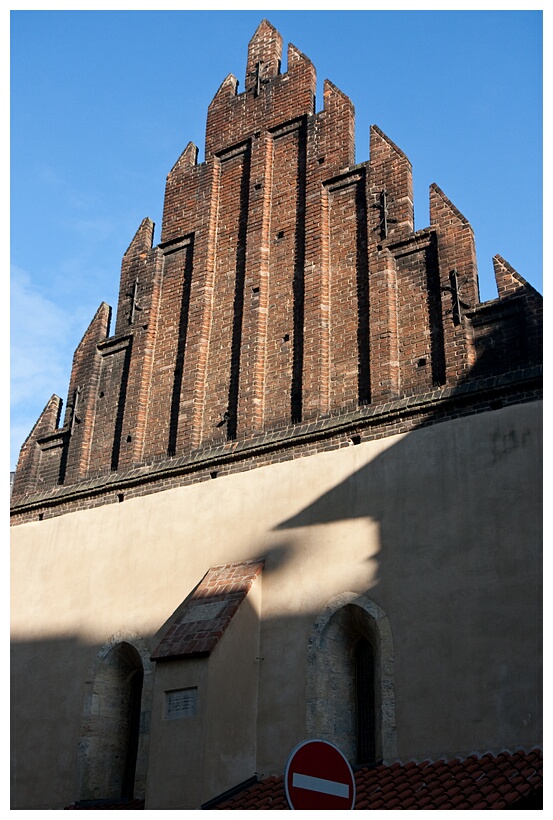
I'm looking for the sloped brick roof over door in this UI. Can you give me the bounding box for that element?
[150,560,264,661]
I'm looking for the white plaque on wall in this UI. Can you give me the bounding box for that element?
[181,600,226,623]
[165,687,198,719]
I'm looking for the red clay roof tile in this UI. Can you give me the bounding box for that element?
[213,748,542,810]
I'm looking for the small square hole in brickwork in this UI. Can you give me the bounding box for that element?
[276,230,285,240]
[318,156,325,164]
[118,493,125,503]
[252,286,260,295]
[99,391,104,398]
[210,471,218,479]
[126,435,132,442]
[38,513,44,521]
[418,358,427,368]
[283,333,290,342]
[254,183,262,190]
[349,434,361,446]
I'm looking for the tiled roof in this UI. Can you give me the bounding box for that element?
[213,748,543,810]
[62,749,541,810]
[151,560,264,661]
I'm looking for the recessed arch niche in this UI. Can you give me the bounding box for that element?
[77,632,153,802]
[306,593,397,765]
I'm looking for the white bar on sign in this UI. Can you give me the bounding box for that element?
[292,773,349,798]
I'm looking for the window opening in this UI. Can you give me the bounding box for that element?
[122,666,143,800]
[355,638,376,765]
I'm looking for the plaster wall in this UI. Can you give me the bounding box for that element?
[11,402,542,808]
[145,578,261,808]
[145,658,208,809]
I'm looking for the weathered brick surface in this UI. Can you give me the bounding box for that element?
[10,368,542,525]
[12,395,64,498]
[62,303,112,485]
[151,560,264,661]
[10,19,543,521]
[89,336,131,476]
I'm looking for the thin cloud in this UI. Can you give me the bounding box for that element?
[10,265,80,467]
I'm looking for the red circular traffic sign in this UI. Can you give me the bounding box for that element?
[285,739,356,810]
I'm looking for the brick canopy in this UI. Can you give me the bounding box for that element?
[151,560,264,661]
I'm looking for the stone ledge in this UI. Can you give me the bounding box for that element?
[10,366,542,519]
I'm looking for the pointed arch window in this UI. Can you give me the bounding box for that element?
[306,594,397,767]
[77,636,153,804]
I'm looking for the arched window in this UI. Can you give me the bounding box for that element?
[306,594,396,766]
[77,634,153,803]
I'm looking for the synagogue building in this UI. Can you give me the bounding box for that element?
[11,20,542,810]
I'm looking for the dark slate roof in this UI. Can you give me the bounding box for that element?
[151,560,264,661]
[212,748,543,810]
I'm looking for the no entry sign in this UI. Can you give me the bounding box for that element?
[284,739,356,810]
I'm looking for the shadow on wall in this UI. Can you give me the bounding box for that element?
[10,297,542,808]
[272,326,542,760]
[10,632,155,811]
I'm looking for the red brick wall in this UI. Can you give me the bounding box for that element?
[89,338,130,475]
[265,125,303,428]
[327,173,370,411]
[11,19,543,517]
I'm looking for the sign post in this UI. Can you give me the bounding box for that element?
[284,739,356,810]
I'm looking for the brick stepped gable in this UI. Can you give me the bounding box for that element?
[11,20,542,521]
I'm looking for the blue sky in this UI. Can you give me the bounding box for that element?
[10,8,543,471]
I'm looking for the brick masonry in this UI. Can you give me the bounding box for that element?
[11,19,543,524]
[151,561,264,661]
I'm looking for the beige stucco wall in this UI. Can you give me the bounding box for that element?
[145,579,262,808]
[11,402,542,808]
